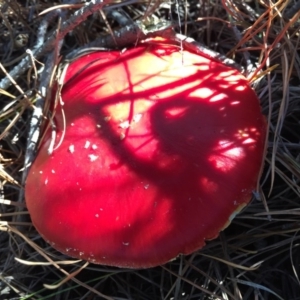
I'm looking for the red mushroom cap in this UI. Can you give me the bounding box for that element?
[25,38,266,268]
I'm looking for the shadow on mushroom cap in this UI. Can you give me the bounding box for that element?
[25,44,266,268]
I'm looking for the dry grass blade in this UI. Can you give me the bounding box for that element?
[38,4,84,16]
[43,261,89,289]
[232,278,285,300]
[161,264,228,300]
[15,257,82,266]
[6,225,114,300]
[199,253,262,271]
[0,165,21,186]
[0,88,15,98]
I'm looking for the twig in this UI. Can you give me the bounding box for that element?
[240,0,260,21]
[66,19,175,59]
[284,0,300,20]
[231,24,253,75]
[0,0,115,91]
[35,8,62,50]
[106,8,134,26]
[16,47,64,224]
[15,7,69,218]
[20,1,76,182]
[65,19,242,73]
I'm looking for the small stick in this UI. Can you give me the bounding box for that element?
[0,0,115,91]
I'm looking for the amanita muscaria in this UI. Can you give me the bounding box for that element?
[25,37,266,268]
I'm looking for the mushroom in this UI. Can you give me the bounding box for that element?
[25,37,266,268]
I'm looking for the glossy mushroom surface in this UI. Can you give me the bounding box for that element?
[25,38,266,268]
